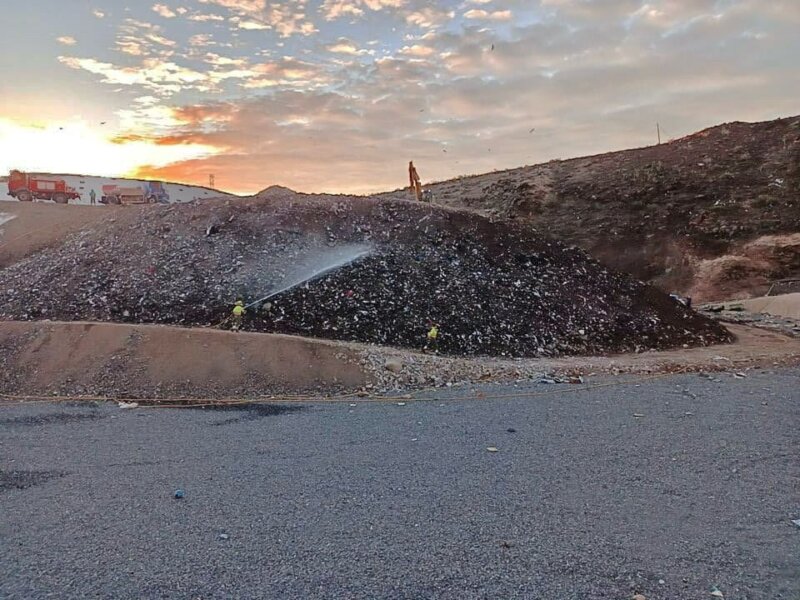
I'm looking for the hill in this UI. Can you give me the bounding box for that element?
[377,116,800,302]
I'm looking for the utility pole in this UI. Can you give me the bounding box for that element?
[657,123,661,145]
[209,174,215,188]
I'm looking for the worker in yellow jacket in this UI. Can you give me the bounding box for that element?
[232,299,246,331]
[425,322,439,353]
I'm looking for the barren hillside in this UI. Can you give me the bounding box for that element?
[378,116,800,302]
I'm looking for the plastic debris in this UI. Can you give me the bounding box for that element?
[791,519,800,528]
[174,489,185,499]
[711,586,724,598]
[486,447,498,452]
[118,401,138,409]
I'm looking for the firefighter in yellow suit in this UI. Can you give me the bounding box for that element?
[232,299,246,331]
[425,322,439,353]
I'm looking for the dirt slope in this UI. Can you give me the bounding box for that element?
[0,320,366,398]
[0,195,730,358]
[377,116,800,302]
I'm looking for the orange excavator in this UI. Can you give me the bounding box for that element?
[408,161,433,202]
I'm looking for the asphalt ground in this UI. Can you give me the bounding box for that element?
[1,369,798,599]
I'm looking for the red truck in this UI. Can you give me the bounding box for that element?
[7,170,81,203]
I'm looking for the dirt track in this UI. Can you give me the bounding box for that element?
[1,321,798,401]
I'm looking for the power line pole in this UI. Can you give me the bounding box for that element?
[657,123,661,145]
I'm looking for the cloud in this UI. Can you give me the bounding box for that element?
[203,53,248,67]
[57,36,77,46]
[326,38,367,55]
[405,7,454,28]
[236,20,270,30]
[399,44,434,57]
[320,0,405,20]
[188,13,226,21]
[205,0,317,37]
[92,8,105,18]
[59,56,211,95]
[463,8,512,20]
[152,3,177,18]
[198,0,266,14]
[114,19,177,58]
[189,34,215,46]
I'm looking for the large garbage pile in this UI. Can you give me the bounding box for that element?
[0,195,732,357]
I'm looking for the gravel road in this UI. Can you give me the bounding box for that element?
[1,369,798,599]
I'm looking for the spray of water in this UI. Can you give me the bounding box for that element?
[245,244,373,308]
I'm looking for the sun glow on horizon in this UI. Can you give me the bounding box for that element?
[0,118,219,179]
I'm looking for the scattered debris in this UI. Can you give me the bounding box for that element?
[791,518,800,528]
[174,489,185,499]
[711,586,724,598]
[118,401,138,409]
[0,196,731,358]
[486,447,498,452]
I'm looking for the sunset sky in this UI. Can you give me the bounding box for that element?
[0,0,798,194]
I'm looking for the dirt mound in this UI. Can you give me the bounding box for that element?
[0,321,366,398]
[255,185,299,201]
[377,116,800,302]
[0,195,730,357]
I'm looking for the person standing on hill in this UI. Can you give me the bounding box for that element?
[89,189,96,205]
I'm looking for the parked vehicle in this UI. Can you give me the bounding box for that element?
[101,185,144,205]
[143,181,170,203]
[101,182,170,205]
[6,170,81,204]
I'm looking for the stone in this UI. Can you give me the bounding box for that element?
[384,358,403,373]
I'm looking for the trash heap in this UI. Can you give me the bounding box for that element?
[0,195,732,357]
